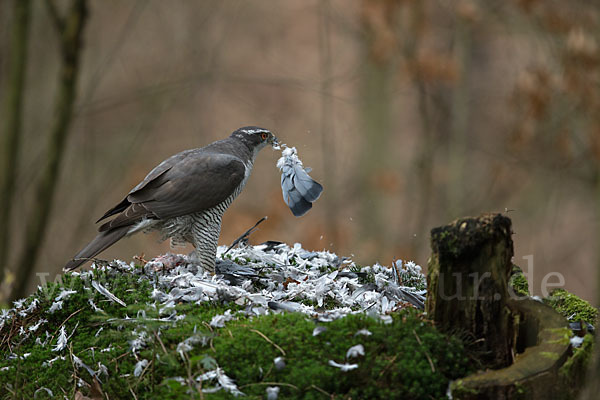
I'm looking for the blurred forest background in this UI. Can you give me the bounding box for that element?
[0,0,599,303]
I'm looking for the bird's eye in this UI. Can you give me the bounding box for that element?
[260,132,268,140]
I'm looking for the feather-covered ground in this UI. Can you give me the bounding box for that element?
[0,243,468,399]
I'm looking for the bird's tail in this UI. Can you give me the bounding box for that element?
[63,226,130,271]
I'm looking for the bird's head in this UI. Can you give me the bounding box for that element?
[231,126,278,152]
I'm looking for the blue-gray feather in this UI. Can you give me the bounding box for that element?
[279,162,322,217]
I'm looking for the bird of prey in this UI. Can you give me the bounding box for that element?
[64,126,277,273]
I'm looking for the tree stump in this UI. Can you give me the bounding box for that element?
[426,213,515,369]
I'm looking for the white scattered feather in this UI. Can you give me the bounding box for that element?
[328,360,359,371]
[197,367,245,397]
[48,300,63,314]
[28,319,47,332]
[55,289,77,302]
[0,309,12,330]
[19,298,39,317]
[88,299,104,313]
[73,354,96,377]
[570,336,585,348]
[210,309,235,328]
[266,386,280,400]
[96,362,109,377]
[129,330,148,353]
[134,359,149,377]
[176,335,208,360]
[276,146,302,169]
[92,280,126,306]
[346,344,365,358]
[354,329,372,337]
[34,388,53,397]
[313,326,327,336]
[273,356,286,370]
[13,298,26,309]
[52,326,68,352]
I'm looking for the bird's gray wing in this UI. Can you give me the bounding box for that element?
[97,149,196,222]
[99,152,245,232]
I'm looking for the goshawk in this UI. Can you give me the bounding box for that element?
[64,126,277,272]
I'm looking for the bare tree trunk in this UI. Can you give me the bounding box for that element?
[0,0,32,296]
[411,78,434,257]
[10,0,88,301]
[405,1,434,258]
[319,0,339,250]
[357,1,397,254]
[448,16,471,219]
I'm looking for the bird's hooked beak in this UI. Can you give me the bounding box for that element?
[268,133,280,149]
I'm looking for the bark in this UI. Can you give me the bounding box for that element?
[426,213,515,369]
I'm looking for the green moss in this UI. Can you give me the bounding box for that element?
[546,328,573,346]
[450,379,478,396]
[0,269,473,399]
[508,265,529,297]
[512,382,530,400]
[544,289,598,325]
[209,310,472,399]
[559,334,594,400]
[539,351,560,360]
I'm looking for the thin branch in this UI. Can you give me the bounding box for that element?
[249,329,286,356]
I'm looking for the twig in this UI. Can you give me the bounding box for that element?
[68,344,78,395]
[153,331,168,354]
[114,352,130,362]
[413,329,435,372]
[182,352,200,397]
[133,254,148,266]
[308,384,334,398]
[377,353,399,378]
[50,307,83,342]
[224,216,267,255]
[250,329,286,356]
[202,321,216,353]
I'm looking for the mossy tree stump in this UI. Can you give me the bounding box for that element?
[428,214,581,399]
[426,213,515,369]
